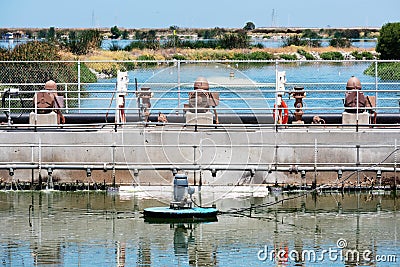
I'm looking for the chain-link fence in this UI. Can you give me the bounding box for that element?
[0,60,399,121]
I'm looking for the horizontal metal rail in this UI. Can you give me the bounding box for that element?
[0,163,396,174]
[0,142,396,149]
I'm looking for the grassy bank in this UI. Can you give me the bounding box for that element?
[70,46,376,76]
[77,46,376,61]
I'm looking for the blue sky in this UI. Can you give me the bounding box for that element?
[1,0,399,29]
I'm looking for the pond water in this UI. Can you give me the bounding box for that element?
[0,190,398,266]
[99,39,377,50]
[0,39,377,50]
[85,61,398,114]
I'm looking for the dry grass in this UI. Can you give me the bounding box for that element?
[60,46,376,62]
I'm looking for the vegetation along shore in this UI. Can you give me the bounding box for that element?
[1,23,399,81]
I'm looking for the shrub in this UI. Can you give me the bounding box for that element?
[219,31,250,49]
[320,51,344,60]
[0,41,95,107]
[172,54,186,60]
[1,41,61,61]
[351,51,363,60]
[124,41,146,51]
[297,49,315,60]
[279,54,298,60]
[362,51,374,60]
[351,51,374,60]
[232,51,274,60]
[248,51,274,60]
[330,38,351,48]
[252,43,264,49]
[283,35,320,47]
[136,54,157,67]
[109,42,123,51]
[364,62,400,80]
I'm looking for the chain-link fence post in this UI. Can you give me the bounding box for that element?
[177,60,181,114]
[77,60,81,113]
[375,60,378,110]
[64,83,69,113]
[274,60,278,131]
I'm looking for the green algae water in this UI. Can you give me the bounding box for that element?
[0,190,398,266]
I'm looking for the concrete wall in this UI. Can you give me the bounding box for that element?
[0,125,398,186]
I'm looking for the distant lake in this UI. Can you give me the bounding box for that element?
[100,38,377,50]
[251,38,377,49]
[0,38,376,51]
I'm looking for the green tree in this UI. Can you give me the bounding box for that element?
[62,29,102,55]
[25,30,33,39]
[122,30,129,40]
[135,30,145,40]
[110,25,121,39]
[376,22,400,59]
[146,30,159,49]
[69,31,77,40]
[219,31,250,49]
[169,25,179,31]
[301,29,320,39]
[37,29,47,39]
[47,27,56,42]
[243,22,255,31]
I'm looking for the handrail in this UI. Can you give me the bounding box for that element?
[1,59,399,124]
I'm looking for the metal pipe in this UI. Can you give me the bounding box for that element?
[0,163,396,173]
[1,113,398,125]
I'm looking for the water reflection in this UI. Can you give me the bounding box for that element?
[0,191,398,266]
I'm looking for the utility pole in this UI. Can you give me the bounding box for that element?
[271,9,277,28]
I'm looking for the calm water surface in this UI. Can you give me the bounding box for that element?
[0,190,398,266]
[85,62,398,114]
[0,39,377,50]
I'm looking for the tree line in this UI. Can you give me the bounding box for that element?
[1,23,399,60]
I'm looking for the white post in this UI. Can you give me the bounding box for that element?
[177,61,181,114]
[275,69,286,124]
[274,69,279,125]
[116,70,129,124]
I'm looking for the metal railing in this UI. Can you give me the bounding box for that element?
[0,60,399,126]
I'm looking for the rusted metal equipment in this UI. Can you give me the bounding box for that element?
[290,86,306,123]
[365,95,377,124]
[185,77,220,124]
[187,77,219,112]
[344,76,366,113]
[137,87,153,122]
[158,112,168,123]
[33,80,65,124]
[343,76,377,124]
